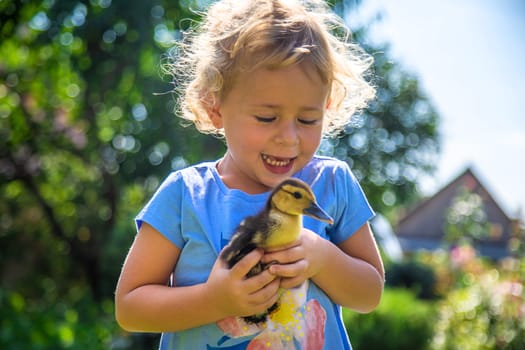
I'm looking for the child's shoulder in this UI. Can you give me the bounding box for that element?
[175,161,217,177]
[309,155,347,167]
[305,155,351,174]
[161,161,218,191]
[298,155,353,185]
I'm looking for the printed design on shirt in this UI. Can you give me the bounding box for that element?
[216,280,326,349]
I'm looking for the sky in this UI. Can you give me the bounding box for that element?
[348,0,525,219]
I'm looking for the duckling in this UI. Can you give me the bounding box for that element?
[220,178,333,324]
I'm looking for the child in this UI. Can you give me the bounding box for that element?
[115,0,385,349]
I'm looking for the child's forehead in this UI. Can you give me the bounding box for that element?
[222,63,330,109]
[224,61,328,93]
[223,48,331,89]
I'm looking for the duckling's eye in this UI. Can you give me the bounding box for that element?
[293,191,302,199]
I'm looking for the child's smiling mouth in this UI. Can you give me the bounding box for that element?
[261,154,296,174]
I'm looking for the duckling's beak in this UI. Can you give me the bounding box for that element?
[303,202,334,224]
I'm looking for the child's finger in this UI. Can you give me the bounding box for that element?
[229,249,264,278]
[268,260,307,278]
[247,277,281,311]
[262,245,303,265]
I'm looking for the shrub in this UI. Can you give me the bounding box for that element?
[430,270,525,350]
[0,288,119,349]
[344,288,436,350]
[386,259,438,299]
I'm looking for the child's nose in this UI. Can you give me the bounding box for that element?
[275,120,299,146]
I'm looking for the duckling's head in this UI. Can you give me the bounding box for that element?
[269,178,334,224]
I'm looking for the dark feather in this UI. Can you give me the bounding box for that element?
[219,198,281,324]
[220,211,278,276]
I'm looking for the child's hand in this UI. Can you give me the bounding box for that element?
[262,229,325,289]
[207,249,281,319]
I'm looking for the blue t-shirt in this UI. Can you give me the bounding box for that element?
[136,155,374,350]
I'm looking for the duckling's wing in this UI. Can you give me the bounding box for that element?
[220,213,276,270]
[220,217,259,269]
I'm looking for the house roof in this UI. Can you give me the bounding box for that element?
[394,167,515,259]
[398,167,512,229]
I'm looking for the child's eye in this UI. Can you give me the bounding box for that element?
[255,116,276,123]
[298,118,320,125]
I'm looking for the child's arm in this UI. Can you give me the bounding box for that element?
[115,222,280,333]
[263,222,384,313]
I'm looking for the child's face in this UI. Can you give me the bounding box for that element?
[209,63,329,194]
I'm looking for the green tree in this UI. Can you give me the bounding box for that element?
[319,45,439,216]
[1,1,221,347]
[323,1,440,217]
[1,0,223,298]
[443,187,490,247]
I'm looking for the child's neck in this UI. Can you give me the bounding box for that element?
[216,155,273,194]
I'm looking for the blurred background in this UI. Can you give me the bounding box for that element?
[1,0,523,349]
[349,0,525,219]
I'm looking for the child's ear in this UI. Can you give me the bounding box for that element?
[207,105,223,129]
[325,97,332,110]
[204,95,223,129]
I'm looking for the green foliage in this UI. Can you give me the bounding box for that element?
[344,288,436,350]
[319,35,440,215]
[0,1,221,347]
[444,187,490,246]
[507,224,525,257]
[386,259,438,299]
[0,0,223,298]
[430,270,525,350]
[0,288,119,349]
[349,251,525,350]
[399,249,525,350]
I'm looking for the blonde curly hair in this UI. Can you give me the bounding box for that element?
[168,0,375,137]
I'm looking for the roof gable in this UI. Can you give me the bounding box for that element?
[396,167,513,243]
